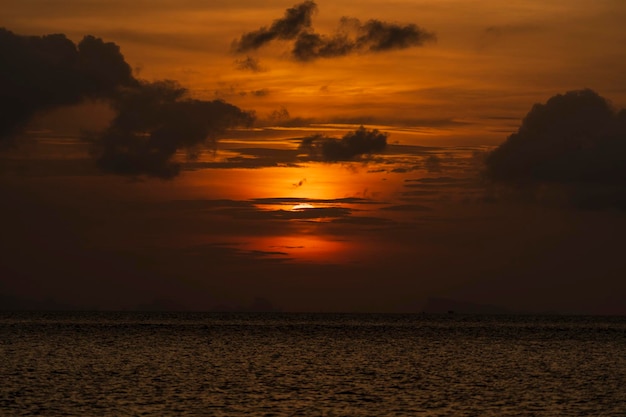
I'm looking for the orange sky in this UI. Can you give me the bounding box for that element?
[2,1,626,313]
[2,0,626,143]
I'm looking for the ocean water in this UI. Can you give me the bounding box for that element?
[1,313,625,416]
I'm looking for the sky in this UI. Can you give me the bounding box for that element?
[1,0,626,313]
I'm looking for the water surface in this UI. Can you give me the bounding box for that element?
[2,312,625,416]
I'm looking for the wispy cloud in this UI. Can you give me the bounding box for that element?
[234,56,265,72]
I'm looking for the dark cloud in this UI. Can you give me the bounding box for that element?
[293,178,307,188]
[380,204,432,212]
[186,147,301,170]
[233,0,317,52]
[252,197,375,205]
[89,80,254,179]
[270,207,352,220]
[485,89,626,208]
[425,155,442,172]
[233,1,435,62]
[299,126,388,161]
[0,28,134,142]
[267,106,291,123]
[1,28,254,178]
[354,18,436,52]
[292,32,355,61]
[194,202,353,222]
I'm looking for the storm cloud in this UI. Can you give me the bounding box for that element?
[300,125,388,161]
[233,1,435,62]
[0,28,134,142]
[485,89,626,208]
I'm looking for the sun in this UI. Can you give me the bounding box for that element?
[291,203,315,211]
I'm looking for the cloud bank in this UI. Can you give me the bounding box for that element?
[0,28,134,142]
[485,89,626,208]
[233,1,435,62]
[91,81,254,179]
[1,28,254,178]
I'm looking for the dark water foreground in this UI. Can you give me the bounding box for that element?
[1,312,625,416]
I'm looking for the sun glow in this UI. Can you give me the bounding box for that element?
[252,234,355,263]
[291,203,315,211]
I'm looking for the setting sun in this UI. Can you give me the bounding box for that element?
[1,0,626,314]
[3,1,626,415]
[291,203,315,211]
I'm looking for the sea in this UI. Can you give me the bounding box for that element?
[1,312,625,416]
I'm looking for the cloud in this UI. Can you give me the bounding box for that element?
[186,147,301,170]
[0,28,134,142]
[233,1,435,62]
[354,18,436,52]
[233,0,317,52]
[299,125,388,161]
[1,28,254,178]
[293,178,307,188]
[485,89,626,208]
[89,80,254,179]
[234,56,265,72]
[252,197,376,205]
[291,31,352,61]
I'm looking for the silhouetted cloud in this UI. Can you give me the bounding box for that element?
[380,204,432,212]
[186,147,301,170]
[267,107,291,123]
[292,32,354,61]
[0,28,134,142]
[486,89,626,184]
[89,80,254,179]
[1,28,254,178]
[353,18,435,52]
[233,1,435,62]
[424,155,442,172]
[293,178,307,188]
[485,89,626,208]
[252,197,376,205]
[299,126,388,161]
[233,0,317,52]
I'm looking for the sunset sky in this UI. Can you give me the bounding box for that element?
[1,0,626,313]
